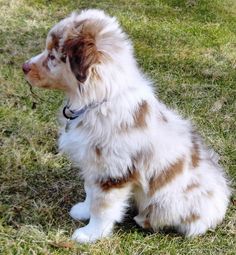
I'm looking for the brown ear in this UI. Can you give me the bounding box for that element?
[63,32,99,83]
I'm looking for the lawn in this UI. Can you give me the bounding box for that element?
[0,0,235,254]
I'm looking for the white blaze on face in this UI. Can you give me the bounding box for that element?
[29,52,45,65]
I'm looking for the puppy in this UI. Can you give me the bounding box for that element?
[23,9,231,243]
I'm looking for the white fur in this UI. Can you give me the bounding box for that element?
[57,10,230,242]
[26,9,231,243]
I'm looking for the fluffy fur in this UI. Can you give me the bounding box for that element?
[23,9,231,243]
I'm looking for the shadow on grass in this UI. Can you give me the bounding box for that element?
[1,160,83,229]
[115,201,181,237]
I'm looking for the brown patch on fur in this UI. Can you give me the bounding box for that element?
[133,100,149,128]
[29,64,67,90]
[191,132,200,168]
[99,167,140,191]
[119,102,150,132]
[144,204,154,229]
[95,146,102,157]
[135,204,154,229]
[143,219,151,229]
[184,182,200,193]
[47,33,60,51]
[62,20,102,83]
[28,63,41,80]
[149,158,184,196]
[181,213,200,224]
[191,142,200,168]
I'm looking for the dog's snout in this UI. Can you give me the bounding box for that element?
[22,62,31,74]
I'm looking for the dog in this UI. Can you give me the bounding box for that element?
[22,9,231,243]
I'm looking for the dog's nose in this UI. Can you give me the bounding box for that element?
[22,62,31,74]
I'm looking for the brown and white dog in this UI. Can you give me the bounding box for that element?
[23,9,231,243]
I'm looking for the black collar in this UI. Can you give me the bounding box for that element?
[62,100,107,120]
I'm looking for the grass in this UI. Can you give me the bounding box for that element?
[0,0,235,254]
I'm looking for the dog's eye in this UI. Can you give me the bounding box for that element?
[48,53,55,61]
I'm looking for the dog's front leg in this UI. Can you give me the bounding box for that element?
[70,181,91,221]
[71,183,132,243]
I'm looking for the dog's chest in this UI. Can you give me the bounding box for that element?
[58,118,108,171]
[59,125,92,160]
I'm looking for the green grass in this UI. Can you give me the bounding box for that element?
[0,0,235,254]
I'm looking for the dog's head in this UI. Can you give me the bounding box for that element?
[22,9,131,97]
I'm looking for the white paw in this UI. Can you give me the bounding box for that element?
[71,227,92,243]
[69,202,90,221]
[134,214,145,228]
[71,226,110,243]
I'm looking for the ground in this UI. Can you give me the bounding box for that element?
[0,0,235,254]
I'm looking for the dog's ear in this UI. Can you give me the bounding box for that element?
[63,21,101,83]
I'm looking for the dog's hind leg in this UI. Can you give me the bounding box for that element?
[134,204,154,230]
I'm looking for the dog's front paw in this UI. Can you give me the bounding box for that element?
[71,226,110,243]
[69,202,90,221]
[71,227,92,243]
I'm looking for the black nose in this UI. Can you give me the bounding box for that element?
[22,62,31,74]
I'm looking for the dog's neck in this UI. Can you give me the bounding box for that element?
[63,99,107,120]
[62,96,107,132]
